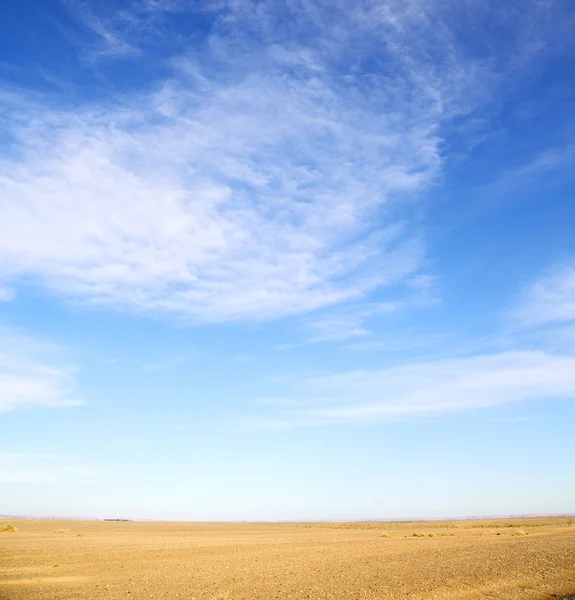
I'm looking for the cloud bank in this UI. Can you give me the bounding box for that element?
[0,0,537,322]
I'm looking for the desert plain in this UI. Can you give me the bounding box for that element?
[1,516,574,600]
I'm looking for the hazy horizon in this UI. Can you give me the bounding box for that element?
[4,512,575,524]
[1,0,574,521]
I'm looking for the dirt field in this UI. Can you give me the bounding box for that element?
[1,516,574,600]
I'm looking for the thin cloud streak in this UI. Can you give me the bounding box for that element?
[257,351,575,424]
[0,327,82,412]
[513,264,575,329]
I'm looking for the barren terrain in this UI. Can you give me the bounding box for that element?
[1,516,574,600]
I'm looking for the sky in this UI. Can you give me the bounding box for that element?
[0,0,574,521]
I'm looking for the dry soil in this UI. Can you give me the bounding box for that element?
[1,516,574,600]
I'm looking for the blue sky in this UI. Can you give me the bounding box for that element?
[1,0,574,520]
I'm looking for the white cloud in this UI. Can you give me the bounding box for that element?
[67,0,197,61]
[0,90,427,320]
[279,302,398,348]
[262,261,575,425]
[514,264,575,329]
[278,272,439,347]
[1,0,569,322]
[0,327,82,412]
[260,351,575,423]
[0,0,491,323]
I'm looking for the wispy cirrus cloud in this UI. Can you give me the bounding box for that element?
[0,0,493,323]
[0,327,82,412]
[514,264,575,329]
[507,263,575,351]
[1,0,572,323]
[252,263,575,427]
[281,274,438,347]
[256,350,575,425]
[279,302,399,348]
[0,83,426,320]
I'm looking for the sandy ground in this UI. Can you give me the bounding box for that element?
[1,516,574,600]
